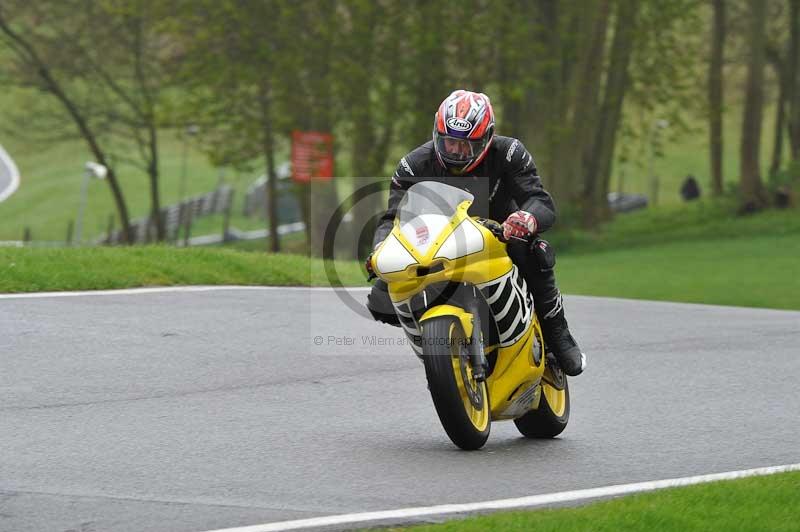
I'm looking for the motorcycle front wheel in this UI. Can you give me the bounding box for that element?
[421,316,490,450]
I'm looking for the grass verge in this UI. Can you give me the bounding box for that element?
[557,231,800,310]
[0,247,365,293]
[382,471,800,532]
[2,200,798,309]
[2,228,797,312]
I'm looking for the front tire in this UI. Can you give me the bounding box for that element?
[422,317,490,450]
[514,363,570,438]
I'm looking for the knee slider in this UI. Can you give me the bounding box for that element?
[531,238,556,272]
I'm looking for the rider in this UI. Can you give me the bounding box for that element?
[365,89,586,376]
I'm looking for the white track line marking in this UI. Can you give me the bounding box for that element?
[0,285,371,300]
[200,463,800,532]
[0,143,20,203]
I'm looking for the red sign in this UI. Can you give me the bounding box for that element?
[291,131,334,183]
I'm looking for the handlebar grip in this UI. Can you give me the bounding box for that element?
[476,218,534,244]
[477,218,507,241]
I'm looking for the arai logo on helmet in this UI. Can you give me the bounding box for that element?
[446,117,472,132]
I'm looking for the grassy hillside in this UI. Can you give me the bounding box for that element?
[0,128,270,241]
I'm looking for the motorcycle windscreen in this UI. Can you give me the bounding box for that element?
[397,181,474,255]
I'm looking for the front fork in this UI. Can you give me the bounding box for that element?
[465,286,488,382]
[417,284,488,381]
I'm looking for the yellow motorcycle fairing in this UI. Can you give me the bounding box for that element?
[371,197,547,420]
[419,304,473,339]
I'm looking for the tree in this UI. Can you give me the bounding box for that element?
[340,0,404,259]
[558,0,612,211]
[740,0,769,211]
[709,0,726,195]
[169,1,286,251]
[280,0,340,257]
[489,0,701,226]
[766,43,788,178]
[171,0,353,255]
[0,1,134,242]
[788,0,800,159]
[583,0,641,224]
[405,0,450,144]
[761,0,798,178]
[0,0,181,242]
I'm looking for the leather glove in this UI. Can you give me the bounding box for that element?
[365,252,377,281]
[502,210,538,240]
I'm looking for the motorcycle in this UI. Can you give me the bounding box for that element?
[370,180,569,450]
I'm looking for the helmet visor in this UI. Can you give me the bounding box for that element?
[434,132,487,164]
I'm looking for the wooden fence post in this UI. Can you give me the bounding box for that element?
[175,203,185,244]
[222,189,234,243]
[183,202,194,247]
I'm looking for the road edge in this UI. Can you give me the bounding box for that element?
[200,463,800,532]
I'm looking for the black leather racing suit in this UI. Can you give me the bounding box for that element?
[367,135,563,324]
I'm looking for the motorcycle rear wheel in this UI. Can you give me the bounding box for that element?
[513,364,570,438]
[422,316,490,450]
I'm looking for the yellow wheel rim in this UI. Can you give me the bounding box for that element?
[449,323,489,432]
[542,383,567,417]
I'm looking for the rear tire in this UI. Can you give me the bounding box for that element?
[514,365,570,438]
[422,317,490,450]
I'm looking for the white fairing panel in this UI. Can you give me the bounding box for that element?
[399,213,450,256]
[434,219,484,260]
[376,234,418,274]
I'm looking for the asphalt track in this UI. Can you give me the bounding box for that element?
[1,287,799,532]
[0,144,19,203]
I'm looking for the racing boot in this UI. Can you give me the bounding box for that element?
[539,293,586,376]
[366,279,401,327]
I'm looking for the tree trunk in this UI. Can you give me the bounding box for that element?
[345,2,401,260]
[147,125,166,241]
[788,0,800,159]
[348,61,378,260]
[583,0,640,225]
[259,81,280,253]
[281,0,340,258]
[767,48,788,177]
[739,0,768,211]
[770,89,787,178]
[709,0,726,196]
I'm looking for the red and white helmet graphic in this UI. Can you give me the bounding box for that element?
[433,90,495,173]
